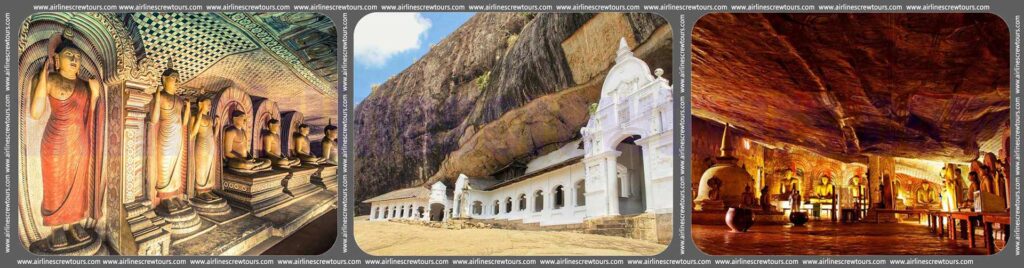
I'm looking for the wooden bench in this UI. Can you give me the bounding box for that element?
[982,213,1010,254]
[946,211,982,248]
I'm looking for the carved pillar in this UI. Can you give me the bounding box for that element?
[114,82,171,255]
[583,150,623,217]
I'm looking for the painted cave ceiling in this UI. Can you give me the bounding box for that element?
[123,12,339,126]
[692,13,1010,164]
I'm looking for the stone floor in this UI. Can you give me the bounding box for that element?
[692,222,1006,255]
[171,214,271,255]
[262,210,338,255]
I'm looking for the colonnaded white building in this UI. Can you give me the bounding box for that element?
[362,38,673,242]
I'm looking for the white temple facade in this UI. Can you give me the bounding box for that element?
[365,37,673,227]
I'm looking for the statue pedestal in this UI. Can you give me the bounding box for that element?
[169,214,273,256]
[259,190,336,236]
[29,228,107,256]
[120,200,172,255]
[311,163,338,192]
[691,210,728,225]
[754,210,788,225]
[283,165,320,197]
[190,193,231,216]
[218,169,291,214]
[696,200,725,211]
[155,199,209,240]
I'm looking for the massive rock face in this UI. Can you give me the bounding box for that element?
[354,13,669,211]
[692,13,1009,163]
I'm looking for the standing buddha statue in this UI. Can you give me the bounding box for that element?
[151,60,190,210]
[188,99,218,200]
[29,27,102,251]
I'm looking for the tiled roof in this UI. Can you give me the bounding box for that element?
[362,187,430,203]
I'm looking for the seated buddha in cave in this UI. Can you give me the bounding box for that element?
[813,175,834,199]
[781,169,801,197]
[915,183,937,205]
[292,124,326,165]
[224,111,273,173]
[849,175,865,201]
[262,119,300,169]
[321,121,339,165]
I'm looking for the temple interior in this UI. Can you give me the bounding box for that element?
[690,13,1011,255]
[18,12,339,255]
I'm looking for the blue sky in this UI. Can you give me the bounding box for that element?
[353,12,475,104]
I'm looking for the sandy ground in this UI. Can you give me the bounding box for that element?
[354,216,667,256]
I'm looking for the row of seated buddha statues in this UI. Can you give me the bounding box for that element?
[214,86,338,214]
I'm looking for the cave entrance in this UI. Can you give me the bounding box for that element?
[616,135,647,215]
[429,203,445,222]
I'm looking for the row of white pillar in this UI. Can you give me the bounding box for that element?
[369,202,424,220]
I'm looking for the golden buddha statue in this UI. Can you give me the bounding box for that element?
[29,28,101,250]
[188,99,218,199]
[849,175,864,199]
[941,165,964,211]
[320,120,338,165]
[292,124,325,165]
[782,169,801,197]
[915,183,937,205]
[813,176,834,199]
[152,62,190,209]
[262,119,301,168]
[224,110,273,172]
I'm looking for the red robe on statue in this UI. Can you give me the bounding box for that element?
[40,81,94,226]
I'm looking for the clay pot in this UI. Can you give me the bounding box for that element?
[725,207,754,232]
[790,211,809,226]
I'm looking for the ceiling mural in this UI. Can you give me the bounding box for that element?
[184,49,338,129]
[123,12,338,121]
[218,12,338,96]
[130,12,260,84]
[247,12,339,84]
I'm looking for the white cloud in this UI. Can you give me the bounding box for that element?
[354,13,432,68]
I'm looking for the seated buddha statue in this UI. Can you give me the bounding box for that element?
[261,119,300,169]
[916,183,937,205]
[320,121,338,165]
[223,110,272,173]
[813,176,834,199]
[850,175,864,200]
[292,124,325,165]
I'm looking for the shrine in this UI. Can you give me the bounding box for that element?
[17,12,339,255]
[362,37,674,244]
[690,13,1011,255]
